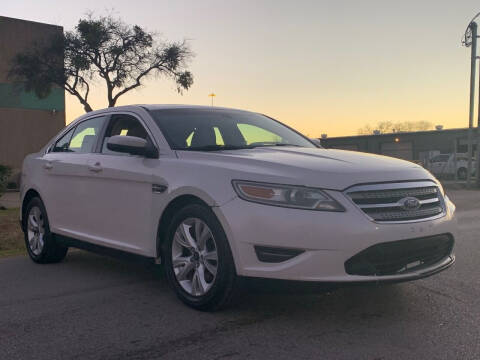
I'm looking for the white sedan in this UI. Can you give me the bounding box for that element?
[20,105,457,310]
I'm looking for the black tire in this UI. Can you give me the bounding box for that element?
[163,203,237,311]
[23,197,68,264]
[457,168,468,180]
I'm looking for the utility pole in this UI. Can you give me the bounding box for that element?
[477,28,480,187]
[463,16,480,187]
[467,21,477,187]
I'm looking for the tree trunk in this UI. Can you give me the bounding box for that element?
[84,103,93,112]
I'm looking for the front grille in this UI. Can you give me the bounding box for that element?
[345,234,454,276]
[346,182,445,222]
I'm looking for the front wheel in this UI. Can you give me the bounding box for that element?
[163,204,237,311]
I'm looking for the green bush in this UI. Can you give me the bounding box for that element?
[0,165,12,196]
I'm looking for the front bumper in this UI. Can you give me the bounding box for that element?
[214,190,457,282]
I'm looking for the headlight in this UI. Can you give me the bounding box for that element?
[232,180,345,212]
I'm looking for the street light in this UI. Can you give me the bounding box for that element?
[208,93,216,106]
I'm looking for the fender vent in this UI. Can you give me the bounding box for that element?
[254,246,304,263]
[152,184,168,193]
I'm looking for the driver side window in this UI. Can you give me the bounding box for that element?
[101,114,149,155]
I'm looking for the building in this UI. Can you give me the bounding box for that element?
[320,128,479,163]
[0,16,65,175]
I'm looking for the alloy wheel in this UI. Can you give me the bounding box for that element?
[27,206,45,256]
[171,217,218,296]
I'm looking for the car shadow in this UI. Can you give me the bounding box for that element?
[62,250,412,323]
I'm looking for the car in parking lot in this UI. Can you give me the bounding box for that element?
[20,105,457,310]
[428,153,476,180]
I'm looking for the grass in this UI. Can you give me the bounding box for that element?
[0,208,25,257]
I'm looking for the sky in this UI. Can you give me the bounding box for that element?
[3,0,480,137]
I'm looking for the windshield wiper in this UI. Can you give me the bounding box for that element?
[270,143,302,147]
[176,144,252,152]
[248,142,302,148]
[176,143,303,152]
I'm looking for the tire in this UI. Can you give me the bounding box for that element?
[457,168,467,181]
[163,203,237,311]
[23,197,68,264]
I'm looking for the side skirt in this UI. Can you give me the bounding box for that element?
[54,234,156,265]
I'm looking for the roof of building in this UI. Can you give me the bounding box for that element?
[322,127,472,141]
[0,16,63,29]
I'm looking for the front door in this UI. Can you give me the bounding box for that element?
[79,113,160,256]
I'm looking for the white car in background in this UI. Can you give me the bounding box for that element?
[428,153,476,180]
[20,105,457,310]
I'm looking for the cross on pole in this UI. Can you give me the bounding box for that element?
[208,93,216,106]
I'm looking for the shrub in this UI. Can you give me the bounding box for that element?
[0,165,12,196]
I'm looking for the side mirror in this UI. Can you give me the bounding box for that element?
[107,135,159,158]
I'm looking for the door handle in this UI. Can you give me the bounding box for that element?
[43,162,53,170]
[88,162,103,173]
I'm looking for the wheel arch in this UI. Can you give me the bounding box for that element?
[21,188,43,232]
[155,192,239,271]
[156,194,211,259]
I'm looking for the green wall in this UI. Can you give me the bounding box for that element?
[0,82,64,111]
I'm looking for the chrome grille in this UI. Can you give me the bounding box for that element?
[346,182,445,223]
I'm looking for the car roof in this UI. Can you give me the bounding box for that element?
[73,104,259,123]
[140,104,252,112]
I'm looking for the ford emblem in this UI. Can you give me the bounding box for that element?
[399,197,421,211]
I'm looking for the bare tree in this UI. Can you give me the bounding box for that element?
[358,120,433,135]
[9,14,194,112]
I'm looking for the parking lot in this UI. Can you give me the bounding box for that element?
[0,189,479,360]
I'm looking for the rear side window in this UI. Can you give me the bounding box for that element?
[52,116,107,153]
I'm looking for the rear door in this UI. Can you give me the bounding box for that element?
[77,113,161,256]
[429,155,450,176]
[40,115,108,236]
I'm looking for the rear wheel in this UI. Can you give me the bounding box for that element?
[457,167,468,180]
[24,197,68,263]
[163,204,237,311]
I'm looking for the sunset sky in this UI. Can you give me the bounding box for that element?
[3,0,480,137]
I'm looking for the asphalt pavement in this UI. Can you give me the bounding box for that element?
[1,190,479,360]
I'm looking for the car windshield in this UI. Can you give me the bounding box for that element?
[149,108,316,151]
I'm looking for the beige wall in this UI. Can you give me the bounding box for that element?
[0,17,65,173]
[0,108,65,170]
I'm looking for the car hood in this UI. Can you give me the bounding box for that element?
[176,147,436,190]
